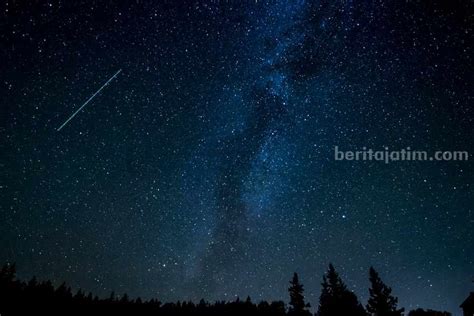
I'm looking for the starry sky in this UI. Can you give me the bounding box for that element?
[1,0,473,314]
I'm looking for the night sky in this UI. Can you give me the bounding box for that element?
[1,0,473,314]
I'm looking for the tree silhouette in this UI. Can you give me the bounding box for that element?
[408,309,451,316]
[120,293,130,304]
[55,281,72,300]
[0,263,16,283]
[108,290,116,302]
[0,262,460,316]
[317,264,367,316]
[288,273,311,316]
[367,267,404,316]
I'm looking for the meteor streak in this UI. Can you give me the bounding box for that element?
[57,69,122,131]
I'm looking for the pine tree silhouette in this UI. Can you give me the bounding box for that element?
[108,290,116,302]
[317,264,367,316]
[367,267,404,316]
[0,261,456,316]
[288,272,311,316]
[408,309,451,316]
[120,293,130,303]
[0,263,16,283]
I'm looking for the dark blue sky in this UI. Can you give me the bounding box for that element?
[1,1,473,314]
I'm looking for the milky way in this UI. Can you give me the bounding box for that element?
[1,1,473,314]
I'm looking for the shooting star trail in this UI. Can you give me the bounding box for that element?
[57,69,122,131]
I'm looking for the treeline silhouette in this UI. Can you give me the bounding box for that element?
[0,263,452,316]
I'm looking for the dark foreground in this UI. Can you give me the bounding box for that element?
[0,263,454,316]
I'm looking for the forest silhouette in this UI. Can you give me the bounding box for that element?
[0,262,454,316]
